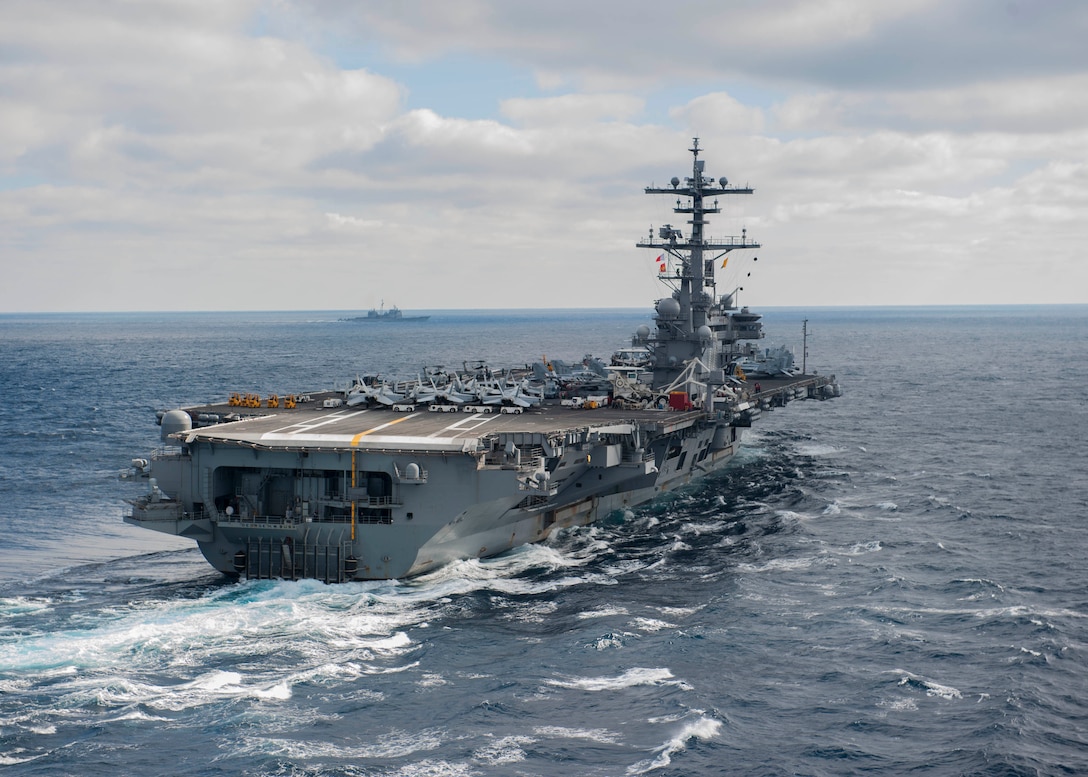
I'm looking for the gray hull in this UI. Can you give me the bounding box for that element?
[128,400,762,581]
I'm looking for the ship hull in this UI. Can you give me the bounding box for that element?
[189,428,738,581]
[125,395,772,581]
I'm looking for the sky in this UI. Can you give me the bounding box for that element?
[2,0,1087,312]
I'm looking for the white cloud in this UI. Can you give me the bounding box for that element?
[0,1,403,186]
[773,74,1088,135]
[1,0,1088,311]
[671,93,765,136]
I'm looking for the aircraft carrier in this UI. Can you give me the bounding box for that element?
[125,139,840,582]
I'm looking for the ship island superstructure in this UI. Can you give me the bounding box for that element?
[125,140,840,582]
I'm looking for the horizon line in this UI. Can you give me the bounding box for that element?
[2,302,1088,316]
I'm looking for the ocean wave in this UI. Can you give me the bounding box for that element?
[792,442,843,457]
[0,596,54,618]
[385,759,476,777]
[417,671,448,688]
[0,580,422,677]
[533,724,622,744]
[626,715,722,775]
[842,540,883,556]
[547,667,688,692]
[630,617,676,632]
[472,734,534,766]
[774,509,817,523]
[402,543,610,599]
[0,750,44,767]
[229,727,446,761]
[589,632,631,650]
[659,604,704,617]
[577,605,631,620]
[736,555,820,574]
[893,670,963,700]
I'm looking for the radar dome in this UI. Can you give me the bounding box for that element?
[636,324,651,340]
[697,325,713,342]
[656,297,681,318]
[160,409,192,443]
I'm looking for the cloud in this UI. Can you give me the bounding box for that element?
[773,75,1088,135]
[671,93,765,136]
[1,0,1087,311]
[0,1,403,185]
[296,1,1088,98]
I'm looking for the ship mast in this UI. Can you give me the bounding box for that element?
[637,138,761,389]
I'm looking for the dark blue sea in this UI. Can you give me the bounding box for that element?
[2,306,1087,776]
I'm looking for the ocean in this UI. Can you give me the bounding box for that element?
[1,305,1087,776]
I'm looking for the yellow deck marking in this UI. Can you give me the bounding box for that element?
[351,414,412,446]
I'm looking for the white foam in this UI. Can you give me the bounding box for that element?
[286,661,365,686]
[0,584,418,680]
[659,605,702,617]
[678,520,727,536]
[794,442,842,456]
[534,725,621,744]
[404,545,610,600]
[361,631,413,652]
[0,596,54,618]
[778,509,816,522]
[362,660,420,675]
[236,728,445,760]
[736,556,817,573]
[631,617,675,632]
[627,716,722,775]
[254,681,291,700]
[895,670,963,700]
[591,633,630,650]
[98,710,172,724]
[472,734,534,766]
[188,670,242,691]
[0,751,43,767]
[393,760,476,777]
[418,672,448,688]
[547,667,687,692]
[577,605,630,620]
[878,697,918,712]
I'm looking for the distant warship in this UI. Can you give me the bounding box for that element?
[342,302,430,322]
[126,139,840,582]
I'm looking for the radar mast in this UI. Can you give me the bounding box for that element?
[637,138,761,389]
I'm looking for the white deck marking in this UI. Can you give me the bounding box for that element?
[430,413,499,436]
[268,409,370,434]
